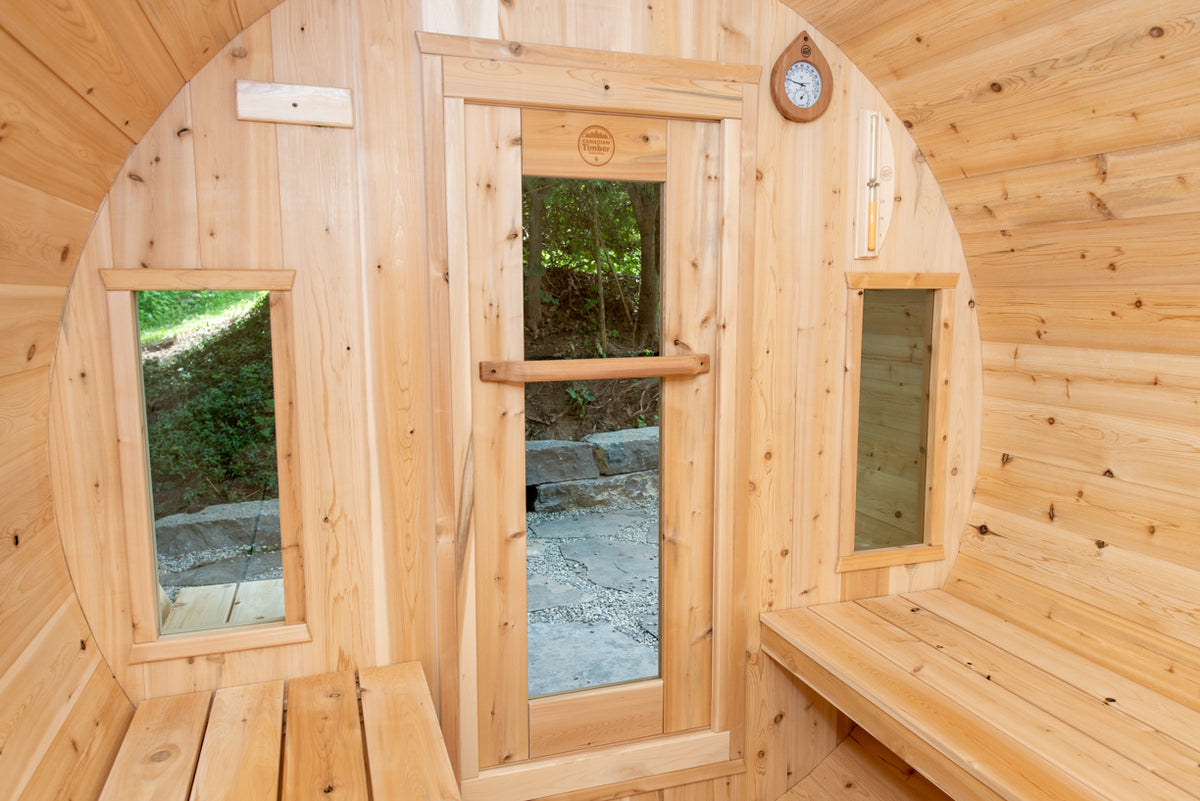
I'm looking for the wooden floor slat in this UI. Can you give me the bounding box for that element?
[283,670,370,801]
[98,691,212,801]
[189,680,284,801]
[360,663,460,800]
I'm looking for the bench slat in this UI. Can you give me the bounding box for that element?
[815,601,1193,801]
[862,594,1200,799]
[98,691,211,801]
[948,555,1200,711]
[763,608,1101,801]
[283,670,369,801]
[360,663,461,800]
[903,591,1200,760]
[189,680,284,801]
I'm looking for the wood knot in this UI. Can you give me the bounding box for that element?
[1149,26,1164,37]
[989,82,1003,93]
[149,750,172,763]
[978,523,990,535]
[1103,468,1115,478]
[773,712,784,724]
[231,46,248,58]
[1095,540,1108,549]
[508,40,523,55]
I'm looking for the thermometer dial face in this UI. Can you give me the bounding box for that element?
[784,61,822,109]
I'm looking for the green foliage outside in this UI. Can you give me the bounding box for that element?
[137,289,265,344]
[139,291,278,517]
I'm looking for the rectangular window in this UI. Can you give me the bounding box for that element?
[138,290,284,634]
[838,273,957,572]
[101,269,308,659]
[522,177,664,700]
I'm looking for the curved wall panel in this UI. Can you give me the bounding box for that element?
[1,0,1194,800]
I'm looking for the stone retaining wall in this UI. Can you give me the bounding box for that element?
[526,427,659,512]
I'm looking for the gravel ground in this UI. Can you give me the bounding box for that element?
[158,545,283,601]
[526,498,660,649]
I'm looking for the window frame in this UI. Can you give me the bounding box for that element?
[837,272,958,573]
[100,268,310,663]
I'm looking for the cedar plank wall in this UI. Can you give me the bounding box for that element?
[0,0,1189,800]
[785,0,1200,726]
[45,8,977,801]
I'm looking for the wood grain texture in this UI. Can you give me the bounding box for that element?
[359,663,461,800]
[189,680,283,801]
[521,109,667,182]
[464,102,528,768]
[0,27,131,208]
[353,0,439,685]
[783,727,952,801]
[283,671,369,801]
[17,661,134,801]
[661,118,720,733]
[0,176,94,288]
[108,87,201,271]
[97,690,211,801]
[529,680,664,759]
[191,16,284,270]
[0,0,183,139]
[135,0,244,78]
[273,0,375,673]
[236,80,354,128]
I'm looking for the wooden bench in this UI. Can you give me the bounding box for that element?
[96,662,460,801]
[762,587,1200,801]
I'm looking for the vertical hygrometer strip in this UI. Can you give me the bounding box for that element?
[855,110,895,260]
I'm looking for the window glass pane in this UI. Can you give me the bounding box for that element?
[854,288,933,551]
[138,289,285,633]
[523,175,666,695]
[523,177,661,359]
[526,378,661,697]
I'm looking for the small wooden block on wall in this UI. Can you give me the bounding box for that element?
[236,80,354,128]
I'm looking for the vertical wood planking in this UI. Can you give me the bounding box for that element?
[105,279,161,644]
[191,15,284,271]
[47,204,140,689]
[465,102,528,768]
[109,87,201,270]
[444,94,481,780]
[661,118,720,732]
[272,0,373,671]
[352,0,438,679]
[423,52,466,773]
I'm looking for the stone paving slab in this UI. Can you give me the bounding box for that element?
[558,539,657,592]
[528,622,658,697]
[528,574,593,611]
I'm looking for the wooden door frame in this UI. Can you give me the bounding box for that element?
[420,33,759,800]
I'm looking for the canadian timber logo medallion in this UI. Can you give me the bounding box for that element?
[578,125,616,166]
